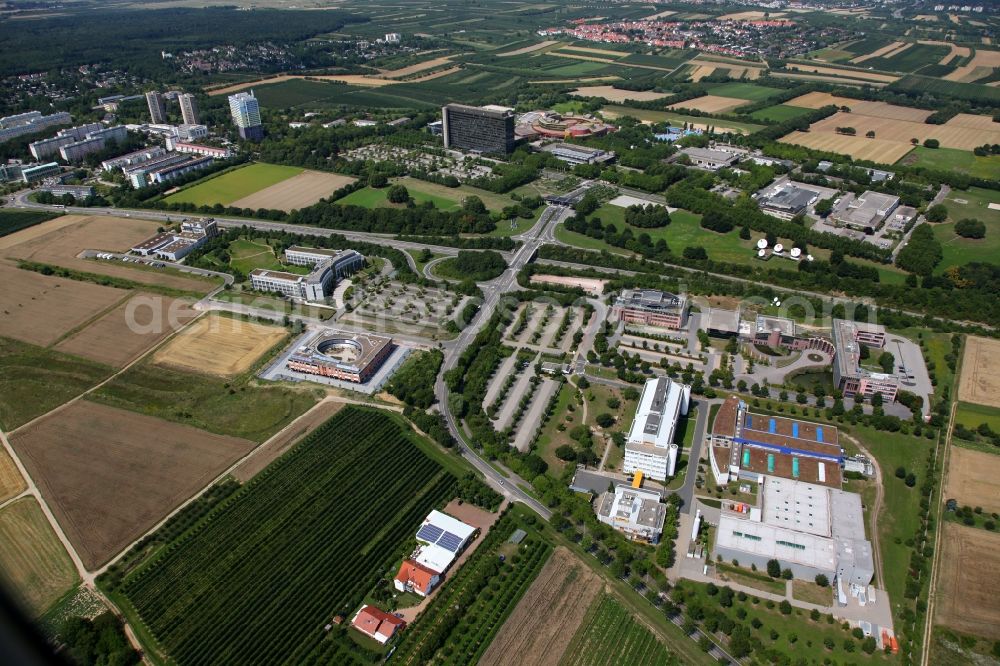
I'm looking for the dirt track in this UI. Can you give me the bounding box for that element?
[479,547,603,666]
[10,401,255,569]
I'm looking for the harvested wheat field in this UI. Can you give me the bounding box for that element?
[668,94,749,113]
[689,65,716,81]
[231,170,356,212]
[945,446,1000,514]
[778,131,914,165]
[809,111,1000,150]
[570,85,672,102]
[0,446,25,504]
[152,313,286,377]
[946,48,1000,81]
[497,40,557,57]
[231,399,346,483]
[381,56,453,79]
[0,263,128,346]
[850,41,904,64]
[718,10,785,20]
[530,274,606,295]
[936,523,1000,640]
[0,498,78,615]
[959,336,1000,408]
[55,294,197,368]
[480,547,604,666]
[0,215,216,293]
[785,63,898,83]
[786,92,932,121]
[10,401,255,568]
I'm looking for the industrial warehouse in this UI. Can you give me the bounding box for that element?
[285,329,394,384]
[130,218,219,261]
[623,377,691,481]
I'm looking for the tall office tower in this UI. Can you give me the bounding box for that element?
[441,103,515,154]
[178,93,200,125]
[228,91,264,141]
[146,91,167,124]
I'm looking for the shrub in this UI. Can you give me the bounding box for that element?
[815,574,829,587]
[955,218,986,239]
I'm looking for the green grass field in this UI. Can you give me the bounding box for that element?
[601,105,765,133]
[337,183,459,211]
[90,360,320,442]
[0,210,58,238]
[707,82,783,102]
[749,104,814,122]
[228,238,310,275]
[931,186,1000,272]
[897,146,1000,180]
[955,402,1000,432]
[163,163,303,207]
[0,337,113,431]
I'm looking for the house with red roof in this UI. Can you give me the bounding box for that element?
[393,559,441,597]
[351,605,406,644]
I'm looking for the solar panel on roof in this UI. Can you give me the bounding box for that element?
[416,524,444,543]
[437,531,464,553]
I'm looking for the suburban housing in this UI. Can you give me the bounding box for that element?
[350,605,405,644]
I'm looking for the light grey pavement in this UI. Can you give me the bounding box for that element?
[512,377,558,452]
[494,357,537,431]
[483,354,520,407]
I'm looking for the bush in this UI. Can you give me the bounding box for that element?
[925,203,948,223]
[955,218,986,239]
[815,573,829,587]
[779,600,792,615]
[595,413,615,428]
[555,445,577,461]
[766,559,781,578]
[923,138,940,148]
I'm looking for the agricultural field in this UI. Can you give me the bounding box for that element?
[163,163,304,207]
[897,146,1000,179]
[152,313,288,377]
[479,547,603,666]
[862,43,951,74]
[705,82,784,101]
[0,445,24,503]
[0,498,78,616]
[560,594,675,666]
[0,262,129,347]
[0,210,58,238]
[391,508,552,665]
[0,337,112,431]
[91,357,320,441]
[231,170,356,212]
[667,94,749,114]
[955,401,1000,435]
[943,445,1000,515]
[600,106,764,134]
[936,523,1000,640]
[10,400,256,568]
[113,407,460,665]
[0,214,217,294]
[959,336,1000,409]
[570,85,673,102]
[806,111,1000,151]
[54,294,197,368]
[749,104,813,122]
[783,62,898,84]
[890,75,1000,105]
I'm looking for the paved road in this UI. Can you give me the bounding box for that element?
[677,398,718,511]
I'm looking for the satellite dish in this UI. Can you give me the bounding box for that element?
[807,254,814,262]
[790,247,802,258]
[773,243,784,253]
[775,300,782,307]
[758,249,766,257]
[756,238,768,249]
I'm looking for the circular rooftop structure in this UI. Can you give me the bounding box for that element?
[518,111,616,139]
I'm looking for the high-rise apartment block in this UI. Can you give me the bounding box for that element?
[146,91,167,124]
[178,93,200,125]
[228,91,264,141]
[441,103,515,154]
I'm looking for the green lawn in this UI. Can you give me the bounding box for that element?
[707,82,783,102]
[897,146,1000,180]
[931,186,1000,272]
[228,238,310,275]
[337,183,459,211]
[749,104,814,122]
[955,402,1000,432]
[601,105,765,134]
[553,100,589,114]
[396,176,518,213]
[163,163,303,207]
[535,380,579,473]
[0,337,113,431]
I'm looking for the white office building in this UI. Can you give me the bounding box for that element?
[623,377,691,481]
[596,484,667,544]
[228,91,263,140]
[178,93,200,125]
[284,246,364,276]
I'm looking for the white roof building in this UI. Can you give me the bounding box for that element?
[596,485,666,543]
[413,510,476,574]
[623,377,691,481]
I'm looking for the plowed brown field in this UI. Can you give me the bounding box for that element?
[936,523,1000,639]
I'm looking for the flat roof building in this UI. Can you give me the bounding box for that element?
[411,510,476,574]
[0,110,71,144]
[441,103,515,154]
[623,377,691,481]
[831,319,897,402]
[178,93,200,125]
[541,142,615,165]
[613,289,688,330]
[285,246,364,278]
[597,484,667,544]
[708,396,843,489]
[20,162,61,183]
[130,217,218,261]
[101,146,166,172]
[146,91,167,124]
[29,122,103,160]
[714,476,873,588]
[831,191,900,233]
[680,146,739,171]
[757,182,820,220]
[286,329,394,384]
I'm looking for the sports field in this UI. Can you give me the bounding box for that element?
[152,313,288,377]
[163,163,304,207]
[0,498,78,616]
